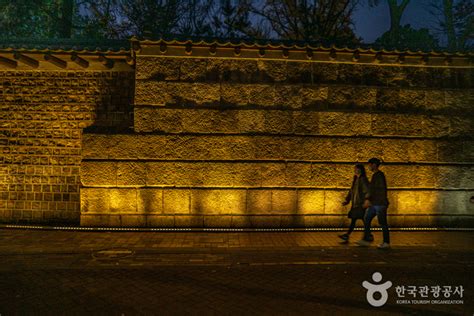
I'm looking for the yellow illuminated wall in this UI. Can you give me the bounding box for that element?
[33,41,473,228]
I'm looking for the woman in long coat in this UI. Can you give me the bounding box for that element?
[338,164,370,243]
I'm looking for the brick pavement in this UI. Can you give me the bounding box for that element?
[0,229,472,315]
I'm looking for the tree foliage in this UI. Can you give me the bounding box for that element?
[0,0,467,51]
[429,0,473,50]
[255,0,360,43]
[375,24,439,50]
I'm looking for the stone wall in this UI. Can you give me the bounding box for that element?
[0,52,134,223]
[80,41,474,228]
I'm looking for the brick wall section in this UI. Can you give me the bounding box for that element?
[0,70,134,223]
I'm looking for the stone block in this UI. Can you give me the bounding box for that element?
[203,216,233,227]
[286,61,312,83]
[449,117,474,137]
[121,215,146,227]
[135,57,180,80]
[80,188,110,213]
[250,215,281,228]
[437,141,465,162]
[325,215,347,228]
[424,90,446,111]
[297,190,325,214]
[271,190,297,214]
[376,88,400,110]
[312,63,338,83]
[179,58,207,81]
[311,164,352,187]
[257,60,287,82]
[362,65,390,86]
[292,111,319,134]
[441,191,472,214]
[109,188,137,213]
[137,188,163,214]
[328,86,376,109]
[230,215,252,228]
[146,215,175,227]
[337,64,363,85]
[117,162,146,186]
[417,190,442,214]
[80,161,116,186]
[135,81,173,105]
[216,59,259,83]
[285,162,312,186]
[134,107,184,133]
[437,166,474,188]
[174,215,204,227]
[404,67,429,88]
[191,189,246,215]
[444,90,472,112]
[299,214,326,227]
[264,110,293,134]
[247,84,276,107]
[279,215,306,227]
[273,85,300,108]
[259,163,287,186]
[422,115,451,137]
[180,83,221,106]
[398,89,426,111]
[235,110,265,133]
[385,66,409,87]
[163,189,191,214]
[221,83,249,106]
[464,141,474,161]
[247,190,272,213]
[380,139,410,162]
[324,190,346,215]
[319,112,371,136]
[299,86,328,108]
[81,214,104,227]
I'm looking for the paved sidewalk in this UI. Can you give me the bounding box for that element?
[0,229,472,315]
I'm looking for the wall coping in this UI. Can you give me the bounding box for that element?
[132,38,474,67]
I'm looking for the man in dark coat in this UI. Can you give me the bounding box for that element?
[356,158,391,249]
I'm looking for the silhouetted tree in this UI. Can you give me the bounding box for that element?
[369,0,411,46]
[208,0,267,38]
[119,0,182,38]
[429,0,473,50]
[375,24,439,50]
[254,0,360,43]
[0,0,77,38]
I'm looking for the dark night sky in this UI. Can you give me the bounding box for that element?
[353,0,438,42]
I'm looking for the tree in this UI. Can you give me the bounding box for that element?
[429,0,473,50]
[375,24,439,50]
[119,0,183,38]
[369,0,411,46]
[254,0,360,43]
[208,0,266,39]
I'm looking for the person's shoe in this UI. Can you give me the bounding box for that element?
[356,239,371,247]
[377,242,391,249]
[338,233,349,241]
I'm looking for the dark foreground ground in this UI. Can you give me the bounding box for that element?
[0,228,472,315]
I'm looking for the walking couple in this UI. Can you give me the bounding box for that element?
[338,158,390,249]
